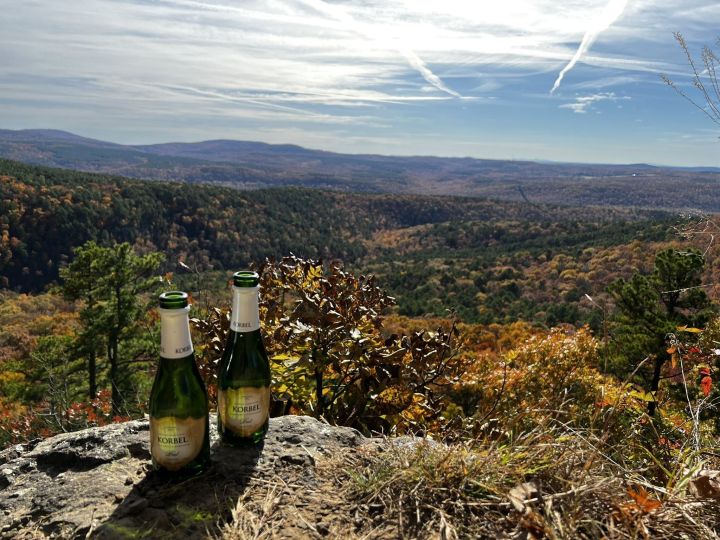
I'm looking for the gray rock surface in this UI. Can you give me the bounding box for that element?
[0,416,366,539]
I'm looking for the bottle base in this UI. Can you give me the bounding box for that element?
[218,419,268,446]
[152,456,210,478]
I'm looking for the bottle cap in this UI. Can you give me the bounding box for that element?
[233,270,259,288]
[159,291,189,309]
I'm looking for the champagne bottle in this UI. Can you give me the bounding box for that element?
[218,271,271,445]
[149,291,210,474]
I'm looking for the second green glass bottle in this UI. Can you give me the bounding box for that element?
[149,291,210,475]
[217,271,271,445]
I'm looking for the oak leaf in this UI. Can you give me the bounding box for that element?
[701,375,712,397]
[626,486,661,513]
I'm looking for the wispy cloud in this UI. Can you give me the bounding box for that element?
[559,92,631,113]
[563,75,644,91]
[2,0,694,114]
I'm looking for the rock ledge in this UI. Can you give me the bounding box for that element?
[0,416,366,539]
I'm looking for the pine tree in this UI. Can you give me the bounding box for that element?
[607,248,714,415]
[60,241,164,416]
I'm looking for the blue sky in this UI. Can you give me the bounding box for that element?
[1,0,719,166]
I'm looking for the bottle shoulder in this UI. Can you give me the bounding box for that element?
[222,331,269,359]
[150,356,208,417]
[219,331,271,385]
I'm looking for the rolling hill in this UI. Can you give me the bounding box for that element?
[1,129,720,210]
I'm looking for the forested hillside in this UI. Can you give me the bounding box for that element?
[0,158,673,318]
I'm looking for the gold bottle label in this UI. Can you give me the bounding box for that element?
[219,386,270,436]
[150,416,205,471]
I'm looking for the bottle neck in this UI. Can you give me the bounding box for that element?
[230,285,260,333]
[159,306,194,359]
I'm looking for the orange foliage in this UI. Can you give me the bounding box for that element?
[0,398,53,445]
[66,389,130,428]
[0,291,79,362]
[700,370,713,397]
[615,486,662,519]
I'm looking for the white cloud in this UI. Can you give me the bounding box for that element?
[559,92,631,113]
[565,75,643,90]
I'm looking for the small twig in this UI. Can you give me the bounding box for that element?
[474,360,508,428]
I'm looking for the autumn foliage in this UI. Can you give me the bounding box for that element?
[191,255,467,435]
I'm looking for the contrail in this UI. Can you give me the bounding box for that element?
[551,0,629,94]
[297,0,462,98]
[400,49,462,98]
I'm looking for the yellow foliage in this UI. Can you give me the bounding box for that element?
[462,327,626,430]
[0,371,25,384]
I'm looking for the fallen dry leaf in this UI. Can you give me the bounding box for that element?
[626,486,662,513]
[508,482,540,513]
[690,470,720,499]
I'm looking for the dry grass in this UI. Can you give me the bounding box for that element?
[218,394,720,540]
[218,419,719,539]
[345,414,720,540]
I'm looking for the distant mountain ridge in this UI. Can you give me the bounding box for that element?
[1,128,720,209]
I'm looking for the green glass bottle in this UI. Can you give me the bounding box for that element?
[149,291,210,475]
[218,271,271,445]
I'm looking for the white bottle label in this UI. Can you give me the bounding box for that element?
[218,386,271,436]
[159,306,194,359]
[230,286,260,332]
[150,416,205,471]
